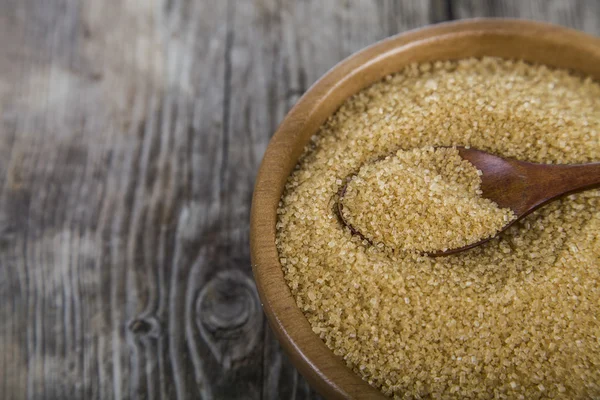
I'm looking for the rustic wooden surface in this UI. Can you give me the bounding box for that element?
[0,0,598,399]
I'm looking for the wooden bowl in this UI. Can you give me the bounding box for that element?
[250,19,600,399]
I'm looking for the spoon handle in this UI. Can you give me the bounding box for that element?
[458,147,600,216]
[522,161,600,213]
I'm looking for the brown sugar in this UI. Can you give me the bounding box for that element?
[276,57,600,399]
[340,146,515,253]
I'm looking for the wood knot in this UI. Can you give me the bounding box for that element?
[128,316,161,339]
[196,270,262,369]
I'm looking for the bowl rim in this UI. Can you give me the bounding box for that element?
[250,18,600,399]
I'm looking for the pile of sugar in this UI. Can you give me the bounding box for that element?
[340,146,515,253]
[276,57,600,399]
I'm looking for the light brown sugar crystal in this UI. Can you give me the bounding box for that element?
[276,57,600,399]
[340,146,515,253]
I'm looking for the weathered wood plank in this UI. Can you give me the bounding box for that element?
[0,0,232,398]
[452,0,600,35]
[8,0,595,399]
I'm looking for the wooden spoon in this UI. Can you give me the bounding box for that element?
[338,147,600,256]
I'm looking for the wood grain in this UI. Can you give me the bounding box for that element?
[453,0,600,35]
[0,0,443,399]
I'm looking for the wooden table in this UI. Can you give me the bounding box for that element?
[0,0,598,399]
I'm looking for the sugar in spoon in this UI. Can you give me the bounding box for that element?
[338,147,600,256]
